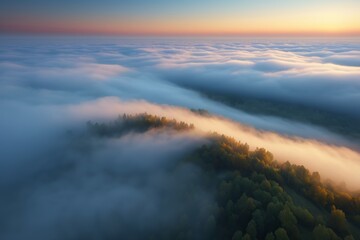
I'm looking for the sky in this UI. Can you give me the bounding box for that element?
[0,0,359,36]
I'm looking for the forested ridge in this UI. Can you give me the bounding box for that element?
[87,113,360,240]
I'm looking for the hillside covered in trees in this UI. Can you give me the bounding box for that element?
[85,113,360,240]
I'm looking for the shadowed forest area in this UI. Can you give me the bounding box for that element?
[176,86,360,141]
[86,114,360,240]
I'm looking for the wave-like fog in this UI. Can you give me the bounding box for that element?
[1,37,359,142]
[0,36,360,238]
[69,97,360,190]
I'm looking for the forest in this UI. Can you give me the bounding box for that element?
[86,113,360,240]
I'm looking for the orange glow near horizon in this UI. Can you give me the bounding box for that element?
[1,6,359,37]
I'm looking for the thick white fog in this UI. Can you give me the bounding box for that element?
[0,36,360,239]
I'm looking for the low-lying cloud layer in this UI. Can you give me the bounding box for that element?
[1,36,360,238]
[0,116,212,240]
[2,37,360,143]
[153,40,360,118]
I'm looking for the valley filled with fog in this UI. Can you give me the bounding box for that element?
[0,36,359,239]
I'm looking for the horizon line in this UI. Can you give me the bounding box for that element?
[1,31,360,38]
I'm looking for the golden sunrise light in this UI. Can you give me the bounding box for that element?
[0,1,359,36]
